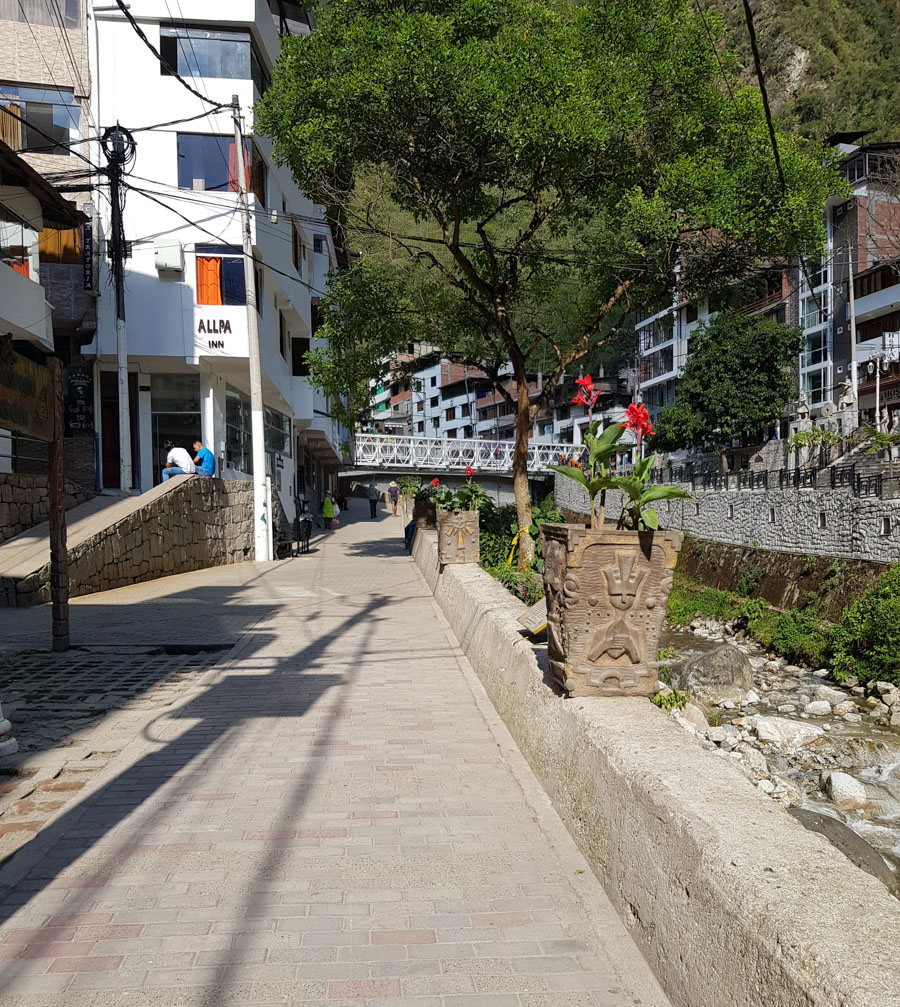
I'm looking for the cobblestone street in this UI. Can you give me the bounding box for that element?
[0,505,668,1007]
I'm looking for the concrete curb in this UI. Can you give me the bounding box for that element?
[412,529,900,1007]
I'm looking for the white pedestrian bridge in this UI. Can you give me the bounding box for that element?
[352,433,585,473]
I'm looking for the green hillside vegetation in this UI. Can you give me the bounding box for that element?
[710,0,900,141]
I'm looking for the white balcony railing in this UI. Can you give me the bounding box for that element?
[352,433,586,473]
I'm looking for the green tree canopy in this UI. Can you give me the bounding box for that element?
[652,310,802,452]
[257,0,843,562]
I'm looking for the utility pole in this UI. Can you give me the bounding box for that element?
[100,124,136,494]
[233,96,269,561]
[48,356,69,651]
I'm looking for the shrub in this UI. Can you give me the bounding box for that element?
[666,578,744,625]
[830,564,900,686]
[651,687,690,711]
[485,564,544,606]
[764,608,833,668]
[737,563,763,597]
[479,504,518,569]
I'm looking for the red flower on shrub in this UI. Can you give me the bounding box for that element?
[431,477,439,487]
[621,402,654,447]
[465,465,476,480]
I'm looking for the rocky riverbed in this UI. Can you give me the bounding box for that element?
[659,619,900,897]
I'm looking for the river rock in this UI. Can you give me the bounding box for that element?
[757,779,775,794]
[788,807,899,897]
[750,716,825,750]
[677,703,710,735]
[832,701,859,718]
[890,707,900,728]
[804,700,832,717]
[679,645,754,698]
[745,690,760,705]
[812,667,830,678]
[825,772,871,813]
[873,681,896,698]
[815,685,850,707]
[735,742,768,776]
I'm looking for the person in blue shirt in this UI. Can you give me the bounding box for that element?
[192,440,216,477]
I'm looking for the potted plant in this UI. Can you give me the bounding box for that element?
[436,467,486,565]
[413,477,441,528]
[397,474,420,523]
[543,388,690,698]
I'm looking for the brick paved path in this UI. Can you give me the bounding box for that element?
[0,504,669,1007]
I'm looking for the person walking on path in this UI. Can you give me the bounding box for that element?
[388,480,399,516]
[322,494,334,529]
[161,440,196,481]
[368,480,378,518]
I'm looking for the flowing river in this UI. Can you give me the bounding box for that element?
[664,627,900,883]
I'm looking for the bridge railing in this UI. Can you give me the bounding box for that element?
[352,434,587,473]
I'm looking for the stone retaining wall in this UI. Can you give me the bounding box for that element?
[412,528,900,1007]
[5,477,253,607]
[555,472,900,563]
[0,474,93,544]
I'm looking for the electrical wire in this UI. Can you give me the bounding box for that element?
[111,0,225,107]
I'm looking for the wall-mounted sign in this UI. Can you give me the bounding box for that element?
[63,364,94,437]
[82,220,94,291]
[197,317,233,351]
[0,354,51,441]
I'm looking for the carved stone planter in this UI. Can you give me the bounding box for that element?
[540,523,683,698]
[413,497,437,529]
[438,509,480,565]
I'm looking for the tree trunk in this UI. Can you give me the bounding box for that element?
[513,372,534,571]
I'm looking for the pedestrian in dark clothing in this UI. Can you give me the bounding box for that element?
[368,481,378,518]
[388,481,399,516]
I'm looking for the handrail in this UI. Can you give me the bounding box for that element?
[351,434,588,473]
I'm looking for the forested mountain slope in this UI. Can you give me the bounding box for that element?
[711,0,900,141]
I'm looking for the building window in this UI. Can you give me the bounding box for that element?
[268,0,311,36]
[803,369,827,406]
[445,406,456,421]
[225,385,252,473]
[264,406,291,456]
[254,264,264,316]
[279,311,289,361]
[801,296,822,330]
[291,225,304,276]
[685,302,698,323]
[177,134,266,206]
[313,234,326,254]
[291,337,310,377]
[802,330,828,368]
[0,84,81,155]
[728,503,734,519]
[38,226,81,264]
[818,512,827,529]
[160,26,269,92]
[416,420,424,433]
[881,516,892,537]
[695,502,700,516]
[0,0,78,28]
[430,376,437,386]
[769,507,776,524]
[195,245,245,305]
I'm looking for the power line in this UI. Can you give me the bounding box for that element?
[111,0,224,107]
[740,0,785,193]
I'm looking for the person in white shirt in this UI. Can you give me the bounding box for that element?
[161,440,196,482]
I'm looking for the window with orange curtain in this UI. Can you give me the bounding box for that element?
[196,256,222,305]
[8,258,30,278]
[39,226,81,264]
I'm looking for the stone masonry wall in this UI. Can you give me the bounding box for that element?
[6,478,253,607]
[555,472,900,565]
[0,475,93,544]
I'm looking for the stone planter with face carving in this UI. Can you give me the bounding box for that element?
[437,509,480,565]
[540,523,683,698]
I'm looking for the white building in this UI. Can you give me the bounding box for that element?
[87,1,343,517]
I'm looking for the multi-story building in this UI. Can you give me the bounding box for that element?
[634,138,900,435]
[0,0,96,485]
[85,1,343,517]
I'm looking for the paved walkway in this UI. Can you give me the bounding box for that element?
[0,504,669,1007]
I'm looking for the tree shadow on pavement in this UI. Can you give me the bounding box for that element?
[0,592,389,1001]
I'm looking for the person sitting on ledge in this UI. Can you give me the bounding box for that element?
[192,439,216,477]
[161,440,196,482]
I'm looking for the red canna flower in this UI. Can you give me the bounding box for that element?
[575,374,594,394]
[572,390,588,407]
[465,465,475,477]
[431,477,439,487]
[621,402,654,447]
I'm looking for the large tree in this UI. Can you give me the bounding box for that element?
[257,0,842,564]
[652,310,803,453]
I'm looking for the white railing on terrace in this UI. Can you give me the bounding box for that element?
[352,434,585,473]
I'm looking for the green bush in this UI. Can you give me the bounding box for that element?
[830,564,900,686]
[666,579,744,625]
[485,564,544,606]
[737,563,763,597]
[759,608,833,668]
[479,503,518,569]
